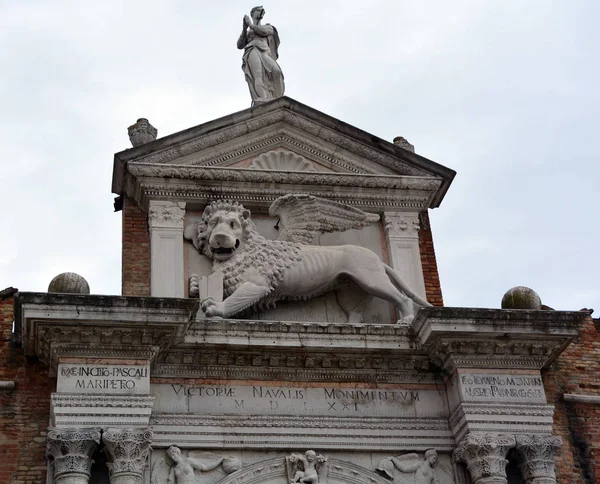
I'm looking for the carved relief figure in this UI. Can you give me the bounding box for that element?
[376,450,453,484]
[184,195,431,323]
[237,6,285,105]
[151,446,241,484]
[286,450,329,484]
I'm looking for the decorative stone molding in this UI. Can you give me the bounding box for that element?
[515,435,562,484]
[103,428,153,484]
[250,149,317,172]
[148,200,186,229]
[563,393,600,404]
[454,434,516,484]
[383,213,420,238]
[46,427,101,484]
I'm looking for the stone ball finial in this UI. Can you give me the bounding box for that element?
[48,272,90,294]
[128,118,157,147]
[501,286,542,310]
[393,136,415,153]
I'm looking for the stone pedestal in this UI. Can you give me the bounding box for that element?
[454,434,516,484]
[47,428,101,484]
[148,200,186,297]
[103,428,153,484]
[515,435,562,484]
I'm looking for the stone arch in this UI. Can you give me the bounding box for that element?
[215,457,391,484]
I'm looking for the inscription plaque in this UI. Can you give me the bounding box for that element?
[459,373,546,404]
[152,383,449,417]
[57,363,150,395]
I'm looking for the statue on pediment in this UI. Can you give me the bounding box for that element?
[151,446,240,484]
[184,194,431,323]
[376,450,453,484]
[237,6,285,105]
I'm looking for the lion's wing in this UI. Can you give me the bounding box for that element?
[269,194,380,244]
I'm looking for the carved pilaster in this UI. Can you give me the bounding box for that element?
[47,428,101,484]
[515,435,562,484]
[103,428,153,484]
[382,212,426,300]
[148,200,186,297]
[454,434,516,484]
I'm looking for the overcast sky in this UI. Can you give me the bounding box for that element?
[1,0,598,312]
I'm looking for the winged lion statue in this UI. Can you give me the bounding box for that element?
[184,194,431,323]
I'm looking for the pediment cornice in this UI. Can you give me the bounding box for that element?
[112,97,456,208]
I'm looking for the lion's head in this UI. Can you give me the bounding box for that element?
[184,201,255,261]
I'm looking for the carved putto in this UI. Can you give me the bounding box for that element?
[151,446,241,484]
[184,194,431,323]
[286,450,329,484]
[376,450,453,484]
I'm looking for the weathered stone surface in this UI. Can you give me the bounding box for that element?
[501,286,542,310]
[48,272,90,294]
[57,362,150,395]
[127,118,157,147]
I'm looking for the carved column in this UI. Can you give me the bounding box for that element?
[383,212,426,300]
[103,428,153,484]
[515,435,562,484]
[454,434,516,484]
[47,428,101,484]
[148,200,186,297]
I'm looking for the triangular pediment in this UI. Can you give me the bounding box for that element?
[113,97,455,207]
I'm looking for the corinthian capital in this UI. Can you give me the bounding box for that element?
[103,428,153,484]
[148,200,186,229]
[383,212,420,238]
[515,434,562,484]
[47,427,101,484]
[454,434,516,484]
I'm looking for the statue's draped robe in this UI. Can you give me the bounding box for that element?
[241,24,285,103]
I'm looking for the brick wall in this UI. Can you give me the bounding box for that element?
[418,210,444,306]
[543,314,600,484]
[0,288,54,484]
[122,197,150,296]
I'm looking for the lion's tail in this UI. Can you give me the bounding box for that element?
[384,264,432,308]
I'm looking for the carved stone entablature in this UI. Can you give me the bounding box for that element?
[103,428,153,483]
[383,212,421,238]
[153,347,435,382]
[449,403,556,444]
[515,434,562,484]
[148,200,186,229]
[15,292,198,374]
[125,163,442,212]
[250,149,317,171]
[454,434,516,484]
[412,307,586,371]
[47,427,101,484]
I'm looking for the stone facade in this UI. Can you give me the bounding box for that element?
[1,97,598,484]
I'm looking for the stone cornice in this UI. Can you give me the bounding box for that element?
[563,393,600,404]
[412,307,587,371]
[122,163,442,212]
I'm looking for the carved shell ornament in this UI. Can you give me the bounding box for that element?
[250,149,317,172]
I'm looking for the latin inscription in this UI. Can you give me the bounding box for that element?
[460,373,546,403]
[57,363,150,395]
[152,383,444,418]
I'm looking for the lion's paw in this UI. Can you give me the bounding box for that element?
[201,298,225,318]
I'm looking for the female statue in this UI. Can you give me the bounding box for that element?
[237,6,285,105]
